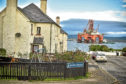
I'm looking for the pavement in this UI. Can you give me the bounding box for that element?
[0,59,119,84]
[97,55,126,84]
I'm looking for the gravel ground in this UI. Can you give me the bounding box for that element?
[97,56,126,84]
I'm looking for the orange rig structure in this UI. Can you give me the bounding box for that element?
[77,20,104,43]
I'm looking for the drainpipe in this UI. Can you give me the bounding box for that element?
[50,24,52,54]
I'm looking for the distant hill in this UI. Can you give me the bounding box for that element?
[61,19,126,37]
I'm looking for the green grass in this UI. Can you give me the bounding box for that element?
[0,73,90,82]
[43,73,90,81]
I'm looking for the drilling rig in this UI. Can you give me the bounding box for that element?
[77,19,103,43]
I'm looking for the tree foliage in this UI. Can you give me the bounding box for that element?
[122,47,126,52]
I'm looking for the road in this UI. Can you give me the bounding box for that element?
[97,56,126,84]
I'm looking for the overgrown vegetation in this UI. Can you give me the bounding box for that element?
[55,50,89,62]
[0,48,6,56]
[122,47,126,52]
[89,45,122,52]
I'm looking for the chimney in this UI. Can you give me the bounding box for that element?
[40,0,47,14]
[3,0,17,53]
[56,16,60,25]
[7,0,17,9]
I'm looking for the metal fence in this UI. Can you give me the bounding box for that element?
[0,61,88,80]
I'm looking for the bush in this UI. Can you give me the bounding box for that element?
[89,45,101,51]
[89,45,123,52]
[109,48,114,52]
[100,45,109,52]
[55,50,89,62]
[0,48,6,56]
[89,45,109,52]
[122,47,126,52]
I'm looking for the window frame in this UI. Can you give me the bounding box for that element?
[31,24,33,35]
[36,27,41,35]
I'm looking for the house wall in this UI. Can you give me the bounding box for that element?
[0,15,2,48]
[0,10,5,48]
[33,23,51,53]
[14,9,31,58]
[32,23,62,54]
[3,0,17,55]
[0,7,32,59]
[59,33,68,53]
[63,34,68,52]
[51,24,61,53]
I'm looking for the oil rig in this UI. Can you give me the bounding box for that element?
[77,20,104,43]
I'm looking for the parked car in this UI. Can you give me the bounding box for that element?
[95,54,107,62]
[92,52,98,60]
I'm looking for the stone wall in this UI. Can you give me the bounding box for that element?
[0,10,5,48]
[33,23,51,53]
[14,9,31,58]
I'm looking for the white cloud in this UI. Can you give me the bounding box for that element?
[19,2,40,8]
[123,0,126,2]
[47,9,124,22]
[123,5,126,7]
[121,11,126,16]
[1,2,124,22]
[106,32,126,35]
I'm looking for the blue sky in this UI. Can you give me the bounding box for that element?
[0,0,126,22]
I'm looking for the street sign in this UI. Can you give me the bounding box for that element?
[67,62,84,68]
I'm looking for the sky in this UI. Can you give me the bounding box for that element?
[0,0,126,22]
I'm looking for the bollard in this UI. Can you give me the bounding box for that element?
[84,60,88,76]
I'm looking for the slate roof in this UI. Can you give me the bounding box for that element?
[17,3,68,35]
[33,37,43,44]
[60,29,68,35]
[18,3,60,27]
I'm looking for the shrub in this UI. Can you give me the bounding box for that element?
[100,45,109,52]
[122,47,126,52]
[89,45,109,52]
[55,50,89,62]
[109,48,114,52]
[0,48,6,56]
[89,45,101,51]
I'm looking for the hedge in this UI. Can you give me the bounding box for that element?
[0,48,6,56]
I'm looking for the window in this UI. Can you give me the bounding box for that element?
[33,45,39,53]
[37,27,41,35]
[31,24,33,35]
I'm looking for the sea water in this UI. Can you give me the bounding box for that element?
[67,40,126,52]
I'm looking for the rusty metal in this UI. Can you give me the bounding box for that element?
[77,19,104,43]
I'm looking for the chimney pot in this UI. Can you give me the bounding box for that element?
[56,16,60,25]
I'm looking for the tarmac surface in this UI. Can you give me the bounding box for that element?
[97,56,126,84]
[0,59,118,84]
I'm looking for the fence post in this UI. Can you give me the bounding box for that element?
[64,63,67,79]
[84,60,88,76]
[28,64,31,80]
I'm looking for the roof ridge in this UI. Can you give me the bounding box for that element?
[29,3,55,23]
[23,3,35,9]
[61,29,68,35]
[20,3,61,27]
